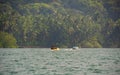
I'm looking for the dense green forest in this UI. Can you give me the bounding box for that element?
[0,0,120,48]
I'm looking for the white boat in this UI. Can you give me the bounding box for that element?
[72,46,79,50]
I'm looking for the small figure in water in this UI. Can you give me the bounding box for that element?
[51,45,59,51]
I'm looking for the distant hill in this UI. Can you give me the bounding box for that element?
[0,0,120,48]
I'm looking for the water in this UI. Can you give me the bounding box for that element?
[0,48,120,75]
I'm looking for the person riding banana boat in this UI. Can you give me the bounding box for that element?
[51,45,59,51]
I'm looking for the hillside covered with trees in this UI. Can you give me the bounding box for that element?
[0,0,120,48]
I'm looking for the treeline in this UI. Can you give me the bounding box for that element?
[0,0,120,48]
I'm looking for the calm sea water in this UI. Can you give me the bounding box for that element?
[0,48,120,75]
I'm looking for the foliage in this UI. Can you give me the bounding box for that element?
[0,0,119,48]
[81,36,102,48]
[0,32,18,48]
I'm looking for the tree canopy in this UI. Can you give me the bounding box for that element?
[0,32,17,48]
[0,0,120,48]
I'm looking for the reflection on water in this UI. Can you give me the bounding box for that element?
[0,48,120,75]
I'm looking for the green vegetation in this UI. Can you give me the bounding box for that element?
[0,32,17,48]
[0,0,119,48]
